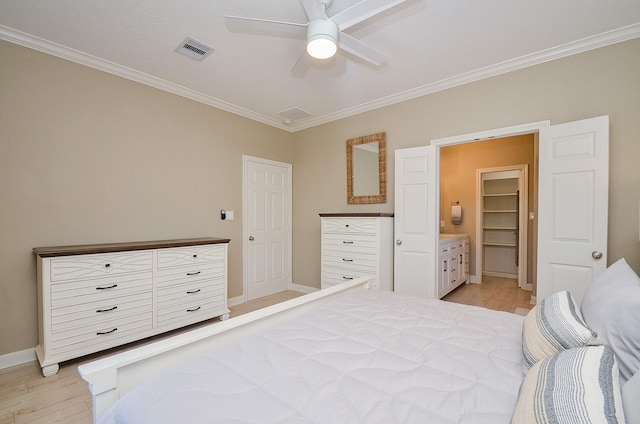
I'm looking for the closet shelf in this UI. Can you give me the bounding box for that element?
[483,226,517,230]
[482,192,518,197]
[483,209,517,213]
[483,242,518,247]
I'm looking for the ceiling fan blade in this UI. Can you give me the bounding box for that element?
[300,0,328,21]
[331,0,410,31]
[290,51,311,77]
[225,16,306,37]
[339,33,387,66]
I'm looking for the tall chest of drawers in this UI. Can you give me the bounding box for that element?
[320,213,394,290]
[33,237,230,376]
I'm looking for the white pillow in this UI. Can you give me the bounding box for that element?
[512,345,626,423]
[522,290,599,370]
[581,258,640,385]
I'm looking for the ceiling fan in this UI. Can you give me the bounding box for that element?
[224,0,410,76]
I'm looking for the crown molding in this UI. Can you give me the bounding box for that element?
[291,23,640,131]
[2,23,639,133]
[0,25,292,132]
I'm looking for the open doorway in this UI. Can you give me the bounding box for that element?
[395,117,608,309]
[477,166,528,288]
[439,134,537,302]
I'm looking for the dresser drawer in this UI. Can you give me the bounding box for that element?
[51,292,152,333]
[322,274,378,290]
[49,311,153,357]
[322,218,377,234]
[157,245,225,269]
[50,272,152,307]
[156,262,225,288]
[322,252,377,273]
[157,295,227,329]
[157,278,225,308]
[50,251,153,282]
[323,267,374,283]
[322,234,377,253]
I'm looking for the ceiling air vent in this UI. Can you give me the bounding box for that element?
[175,37,214,61]
[278,107,312,121]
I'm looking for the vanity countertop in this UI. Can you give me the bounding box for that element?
[439,233,467,240]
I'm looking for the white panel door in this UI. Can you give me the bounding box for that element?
[394,145,437,297]
[243,156,291,301]
[537,116,609,305]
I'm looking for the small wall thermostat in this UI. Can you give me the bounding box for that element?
[220,210,234,220]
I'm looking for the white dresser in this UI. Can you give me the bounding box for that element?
[320,214,393,290]
[33,237,230,376]
[438,234,470,298]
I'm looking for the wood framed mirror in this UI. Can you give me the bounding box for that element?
[347,132,387,204]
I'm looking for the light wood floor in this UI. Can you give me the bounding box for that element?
[0,282,528,423]
[443,275,533,313]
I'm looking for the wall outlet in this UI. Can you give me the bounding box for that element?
[440,220,445,228]
[226,210,234,220]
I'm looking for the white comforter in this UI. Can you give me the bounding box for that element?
[99,290,525,423]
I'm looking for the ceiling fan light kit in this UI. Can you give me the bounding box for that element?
[306,19,339,59]
[225,0,410,74]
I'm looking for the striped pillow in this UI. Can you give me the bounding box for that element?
[522,291,599,370]
[512,345,626,423]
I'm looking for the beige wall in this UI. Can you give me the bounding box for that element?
[292,38,640,290]
[439,135,536,287]
[0,40,293,355]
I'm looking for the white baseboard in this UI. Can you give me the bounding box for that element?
[468,275,480,284]
[290,283,318,294]
[0,347,37,370]
[227,295,244,308]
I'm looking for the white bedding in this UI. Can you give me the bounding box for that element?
[98,290,525,424]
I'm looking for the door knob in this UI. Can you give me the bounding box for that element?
[396,240,402,245]
[249,236,254,241]
[591,251,603,260]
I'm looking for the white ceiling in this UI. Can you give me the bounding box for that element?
[1,0,639,132]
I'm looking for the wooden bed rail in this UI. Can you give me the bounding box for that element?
[78,277,374,423]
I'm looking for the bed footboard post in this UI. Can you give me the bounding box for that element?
[79,366,119,423]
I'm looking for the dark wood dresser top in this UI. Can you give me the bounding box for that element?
[33,237,231,257]
[319,213,394,217]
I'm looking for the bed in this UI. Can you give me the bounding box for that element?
[79,260,640,423]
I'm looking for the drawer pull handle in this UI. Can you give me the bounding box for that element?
[342,276,354,280]
[193,254,198,258]
[342,258,354,262]
[187,306,201,312]
[342,241,354,244]
[96,306,118,313]
[186,289,201,294]
[96,284,118,290]
[105,263,111,268]
[97,328,117,335]
[186,271,201,276]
